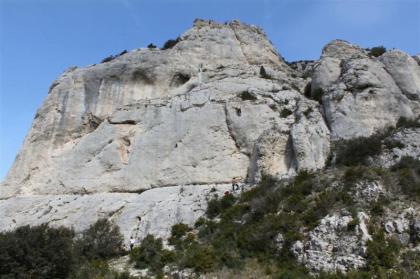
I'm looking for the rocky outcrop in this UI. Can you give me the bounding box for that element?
[292,212,370,274]
[378,127,420,168]
[381,50,420,101]
[0,184,231,242]
[314,40,419,139]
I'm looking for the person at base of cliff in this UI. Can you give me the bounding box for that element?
[130,237,135,252]
[232,178,239,192]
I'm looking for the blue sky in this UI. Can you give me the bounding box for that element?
[0,0,419,181]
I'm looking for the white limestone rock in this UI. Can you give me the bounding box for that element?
[322,55,416,139]
[311,40,365,94]
[291,100,331,170]
[0,184,231,243]
[378,128,420,168]
[292,213,369,274]
[381,49,420,100]
[383,207,419,246]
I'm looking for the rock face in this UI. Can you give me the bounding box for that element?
[378,127,420,168]
[0,19,328,199]
[1,20,420,272]
[292,212,370,274]
[0,184,230,242]
[316,40,419,139]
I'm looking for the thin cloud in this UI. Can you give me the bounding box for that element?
[119,0,142,29]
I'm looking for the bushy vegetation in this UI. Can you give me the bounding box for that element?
[0,219,129,279]
[147,43,157,49]
[260,65,271,79]
[162,37,180,50]
[313,87,325,104]
[390,156,420,198]
[101,55,115,63]
[101,50,128,63]
[149,171,363,276]
[335,133,384,166]
[240,90,257,101]
[0,224,75,279]
[158,151,420,277]
[367,46,387,57]
[75,218,124,261]
[303,83,324,104]
[280,108,293,118]
[396,116,420,128]
[130,234,175,272]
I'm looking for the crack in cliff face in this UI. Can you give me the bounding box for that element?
[223,103,241,150]
[85,139,114,164]
[107,205,126,219]
[228,23,251,65]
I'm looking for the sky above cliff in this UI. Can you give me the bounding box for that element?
[0,0,419,181]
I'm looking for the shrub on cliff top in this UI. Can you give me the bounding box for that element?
[369,46,387,57]
[162,37,180,50]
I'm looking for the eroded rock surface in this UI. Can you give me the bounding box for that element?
[0,184,231,242]
[293,212,370,274]
[313,40,419,140]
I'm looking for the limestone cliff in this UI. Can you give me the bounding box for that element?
[1,20,419,272]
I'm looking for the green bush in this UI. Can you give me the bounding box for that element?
[396,117,420,128]
[194,217,206,228]
[171,222,191,239]
[101,55,115,63]
[390,156,420,197]
[312,87,325,104]
[221,193,236,209]
[162,37,180,50]
[385,140,405,150]
[147,43,157,49]
[335,134,383,166]
[130,234,173,271]
[0,224,75,279]
[396,251,420,278]
[391,156,420,172]
[280,108,293,118]
[240,90,257,101]
[347,218,360,230]
[169,222,192,245]
[185,246,220,273]
[369,46,387,57]
[370,201,385,216]
[207,199,222,219]
[366,230,402,270]
[343,167,368,183]
[75,219,123,260]
[260,66,270,79]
